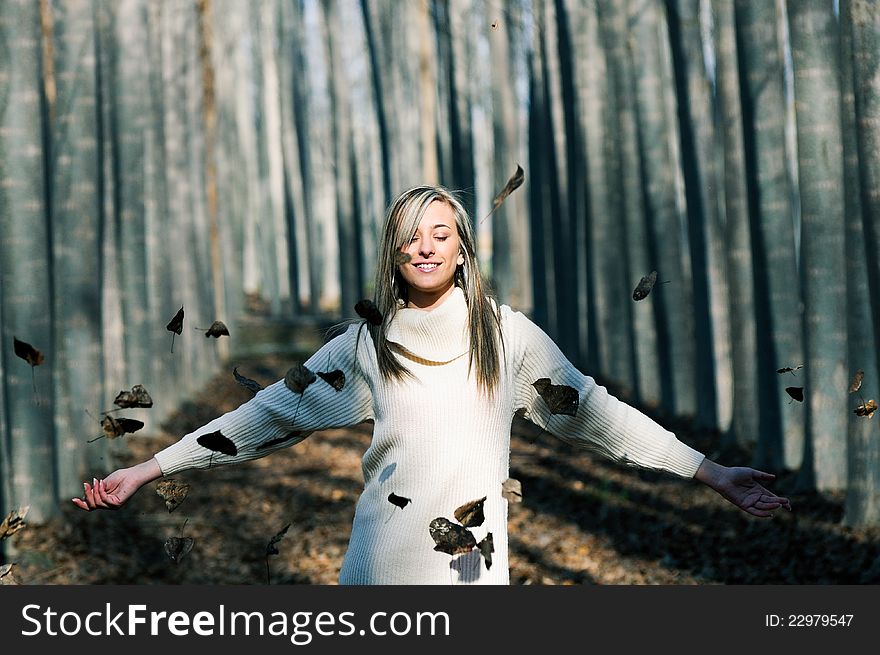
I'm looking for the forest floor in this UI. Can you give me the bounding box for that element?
[5,352,880,586]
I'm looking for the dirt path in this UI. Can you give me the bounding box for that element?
[5,354,880,585]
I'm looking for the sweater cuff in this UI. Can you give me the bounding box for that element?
[663,440,706,478]
[153,439,205,477]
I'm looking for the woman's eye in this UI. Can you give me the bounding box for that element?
[435,236,448,241]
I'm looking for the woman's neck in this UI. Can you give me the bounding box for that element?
[405,283,458,311]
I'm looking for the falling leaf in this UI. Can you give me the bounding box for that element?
[428,517,477,556]
[394,252,412,266]
[854,399,878,419]
[491,164,524,212]
[785,387,804,403]
[266,523,291,557]
[114,384,154,409]
[454,496,486,528]
[0,506,29,541]
[88,416,144,442]
[13,337,44,367]
[166,307,184,352]
[265,523,291,584]
[233,367,263,395]
[198,320,229,338]
[501,478,522,504]
[0,563,17,585]
[777,365,804,375]
[317,369,346,391]
[355,299,383,326]
[197,430,238,456]
[849,370,865,394]
[255,432,305,451]
[166,307,185,334]
[532,378,579,417]
[477,533,494,570]
[632,271,658,301]
[164,536,194,564]
[13,337,43,393]
[388,493,411,509]
[284,363,316,394]
[156,479,190,513]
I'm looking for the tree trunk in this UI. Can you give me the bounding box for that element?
[848,0,880,523]
[322,0,361,311]
[114,0,153,400]
[488,3,531,311]
[734,0,803,471]
[665,0,728,429]
[628,0,696,418]
[527,0,558,340]
[597,1,661,408]
[258,0,290,316]
[0,0,57,521]
[48,0,104,495]
[712,0,759,450]
[788,0,847,491]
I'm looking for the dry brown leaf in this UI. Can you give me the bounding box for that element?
[0,506,29,540]
[284,363,316,394]
[114,384,153,409]
[196,430,238,456]
[355,299,383,326]
[501,478,522,504]
[478,532,494,570]
[156,479,190,513]
[854,399,877,419]
[317,369,345,391]
[632,271,658,301]
[428,517,477,556]
[13,337,44,367]
[849,370,865,394]
[454,496,486,528]
[388,493,411,509]
[532,378,579,417]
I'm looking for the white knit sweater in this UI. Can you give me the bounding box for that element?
[153,287,706,584]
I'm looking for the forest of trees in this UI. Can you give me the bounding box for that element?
[1,0,879,531]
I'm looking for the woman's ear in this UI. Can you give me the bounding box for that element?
[457,252,465,266]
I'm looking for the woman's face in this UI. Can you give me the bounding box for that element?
[397,200,465,310]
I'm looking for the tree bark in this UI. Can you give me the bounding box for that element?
[788,0,847,491]
[713,0,759,450]
[628,0,696,418]
[48,0,104,495]
[848,0,880,522]
[0,0,57,521]
[734,0,803,471]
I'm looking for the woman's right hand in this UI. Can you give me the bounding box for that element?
[71,458,163,511]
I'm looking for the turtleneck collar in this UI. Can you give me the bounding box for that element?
[385,286,469,363]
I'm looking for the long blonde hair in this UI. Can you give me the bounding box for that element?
[360,185,504,396]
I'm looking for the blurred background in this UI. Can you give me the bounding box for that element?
[1,0,879,558]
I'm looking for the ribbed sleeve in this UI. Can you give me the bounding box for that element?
[153,324,374,476]
[507,308,705,478]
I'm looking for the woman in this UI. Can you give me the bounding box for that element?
[74,185,791,584]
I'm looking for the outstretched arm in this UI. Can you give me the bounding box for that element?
[694,458,792,517]
[72,323,373,512]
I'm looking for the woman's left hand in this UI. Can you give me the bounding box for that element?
[695,458,792,517]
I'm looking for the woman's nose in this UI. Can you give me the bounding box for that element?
[419,241,434,257]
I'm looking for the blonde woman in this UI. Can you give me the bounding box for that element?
[74,185,790,584]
